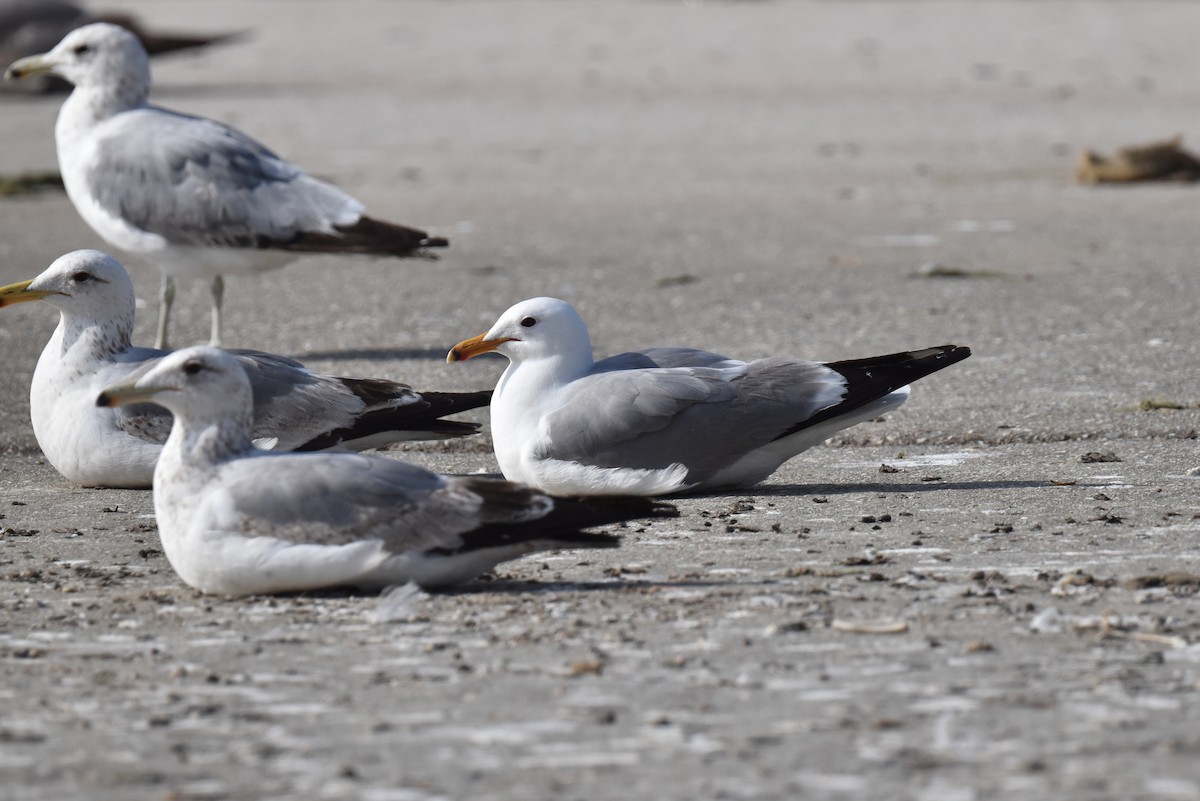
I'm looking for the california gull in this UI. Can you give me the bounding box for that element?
[4,22,446,348]
[97,346,675,595]
[1,250,489,489]
[448,296,971,496]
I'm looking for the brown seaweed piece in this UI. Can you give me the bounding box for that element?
[1076,135,1200,184]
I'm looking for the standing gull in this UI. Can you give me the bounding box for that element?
[4,22,447,348]
[448,297,971,496]
[0,250,489,489]
[97,347,675,595]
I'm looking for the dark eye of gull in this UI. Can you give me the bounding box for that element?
[520,316,537,328]
[182,361,205,376]
[70,271,92,283]
[72,44,91,56]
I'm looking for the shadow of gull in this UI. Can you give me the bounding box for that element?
[728,479,1101,498]
[268,577,724,600]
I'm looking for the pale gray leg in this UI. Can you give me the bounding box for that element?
[209,275,224,347]
[155,273,175,350]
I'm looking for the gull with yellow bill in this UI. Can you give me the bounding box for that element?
[449,297,971,496]
[1,250,489,489]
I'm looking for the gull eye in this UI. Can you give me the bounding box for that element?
[72,43,91,56]
[70,271,92,283]
[182,360,205,376]
[520,316,537,328]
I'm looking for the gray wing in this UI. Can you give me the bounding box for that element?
[539,358,848,481]
[233,351,369,449]
[102,347,395,449]
[212,451,539,552]
[107,347,437,452]
[594,347,742,372]
[232,350,466,451]
[84,107,363,247]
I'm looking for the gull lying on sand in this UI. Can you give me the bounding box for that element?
[1,250,488,489]
[97,346,674,595]
[449,296,971,496]
[5,22,446,348]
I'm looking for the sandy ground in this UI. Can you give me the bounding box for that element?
[1,1,1200,799]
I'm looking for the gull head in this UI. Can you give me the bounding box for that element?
[97,346,252,422]
[5,23,149,95]
[1,250,136,318]
[447,297,593,365]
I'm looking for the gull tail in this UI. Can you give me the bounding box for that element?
[436,481,679,555]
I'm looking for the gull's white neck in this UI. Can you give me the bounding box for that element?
[157,407,255,487]
[29,307,141,487]
[51,306,134,366]
[32,307,134,415]
[56,81,148,233]
[56,80,147,147]
[491,346,595,482]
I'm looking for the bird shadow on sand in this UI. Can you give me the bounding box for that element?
[270,577,724,601]
[710,478,1092,499]
[440,577,725,596]
[288,346,451,362]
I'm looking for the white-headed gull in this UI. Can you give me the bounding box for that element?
[1,250,488,489]
[448,296,970,496]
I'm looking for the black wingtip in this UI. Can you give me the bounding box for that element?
[825,343,972,387]
[775,344,972,440]
[437,483,678,557]
[292,387,493,452]
[261,216,449,258]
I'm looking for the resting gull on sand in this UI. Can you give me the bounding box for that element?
[97,346,675,595]
[0,250,488,489]
[448,296,971,496]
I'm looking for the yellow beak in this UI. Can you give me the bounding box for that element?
[0,279,60,307]
[95,382,174,409]
[447,333,515,363]
[5,53,55,81]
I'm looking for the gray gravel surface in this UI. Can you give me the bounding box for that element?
[1,2,1199,800]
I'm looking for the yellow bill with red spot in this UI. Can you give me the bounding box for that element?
[446,332,517,363]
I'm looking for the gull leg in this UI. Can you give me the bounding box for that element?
[209,275,224,347]
[155,274,175,350]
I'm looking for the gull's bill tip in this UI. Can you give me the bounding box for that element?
[96,383,171,409]
[447,333,515,363]
[4,54,54,81]
[0,279,59,307]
